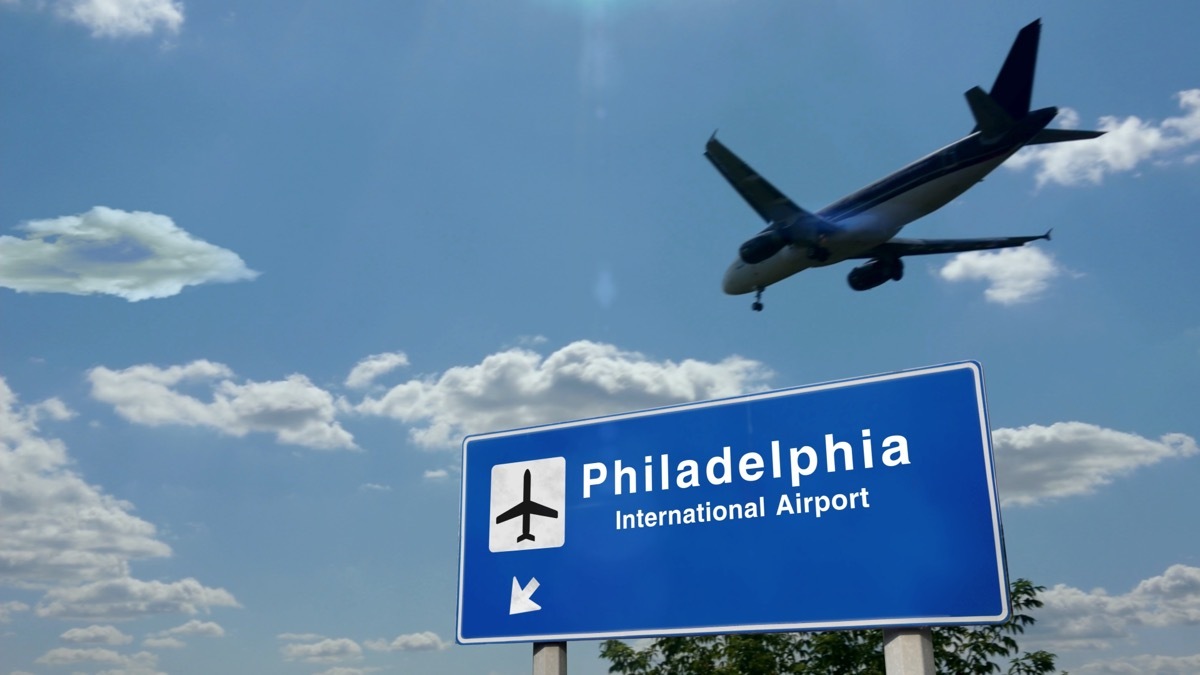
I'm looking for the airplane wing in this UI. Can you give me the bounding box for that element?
[495,504,524,524]
[704,134,805,224]
[526,502,558,519]
[849,231,1051,259]
[495,501,559,524]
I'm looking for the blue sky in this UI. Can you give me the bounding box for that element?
[2,1,1199,673]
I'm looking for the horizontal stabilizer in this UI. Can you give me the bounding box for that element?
[965,86,1015,140]
[1027,128,1106,145]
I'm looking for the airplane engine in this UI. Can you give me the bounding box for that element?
[847,258,903,291]
[738,229,788,264]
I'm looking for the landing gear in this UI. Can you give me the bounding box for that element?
[752,287,764,312]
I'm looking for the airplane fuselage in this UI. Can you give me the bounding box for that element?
[722,107,1057,295]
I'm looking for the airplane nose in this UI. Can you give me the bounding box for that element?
[722,261,753,295]
[721,264,737,294]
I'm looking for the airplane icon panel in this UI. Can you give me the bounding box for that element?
[489,457,565,552]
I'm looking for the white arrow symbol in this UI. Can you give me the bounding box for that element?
[509,577,541,615]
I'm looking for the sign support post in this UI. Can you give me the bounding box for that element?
[533,641,567,675]
[883,628,935,675]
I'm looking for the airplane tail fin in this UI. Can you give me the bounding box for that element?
[988,19,1042,121]
[969,19,1105,144]
[967,19,1040,136]
[517,533,535,543]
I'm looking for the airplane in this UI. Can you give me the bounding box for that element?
[495,469,559,543]
[707,19,1103,311]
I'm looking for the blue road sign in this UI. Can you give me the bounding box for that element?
[457,362,1008,644]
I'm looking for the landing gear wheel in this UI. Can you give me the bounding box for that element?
[752,288,764,312]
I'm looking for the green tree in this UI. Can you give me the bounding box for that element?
[600,579,1056,675]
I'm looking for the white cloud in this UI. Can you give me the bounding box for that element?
[0,600,30,622]
[163,619,224,637]
[1,377,237,632]
[358,483,391,492]
[1055,107,1081,130]
[96,667,167,675]
[993,422,1198,506]
[345,352,409,390]
[61,625,133,645]
[938,246,1062,304]
[313,668,381,675]
[1030,565,1200,651]
[0,207,256,301]
[55,0,183,38]
[145,619,224,646]
[141,636,185,649]
[1006,89,1200,187]
[29,397,75,424]
[0,377,171,588]
[35,647,159,671]
[355,340,773,449]
[89,361,357,450]
[280,637,363,663]
[1131,565,1200,626]
[1075,653,1200,675]
[277,632,326,641]
[364,631,448,652]
[423,469,450,481]
[35,577,240,620]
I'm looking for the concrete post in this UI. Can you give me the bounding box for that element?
[883,628,935,675]
[533,641,567,675]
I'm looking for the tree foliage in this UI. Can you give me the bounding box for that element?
[600,579,1057,675]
